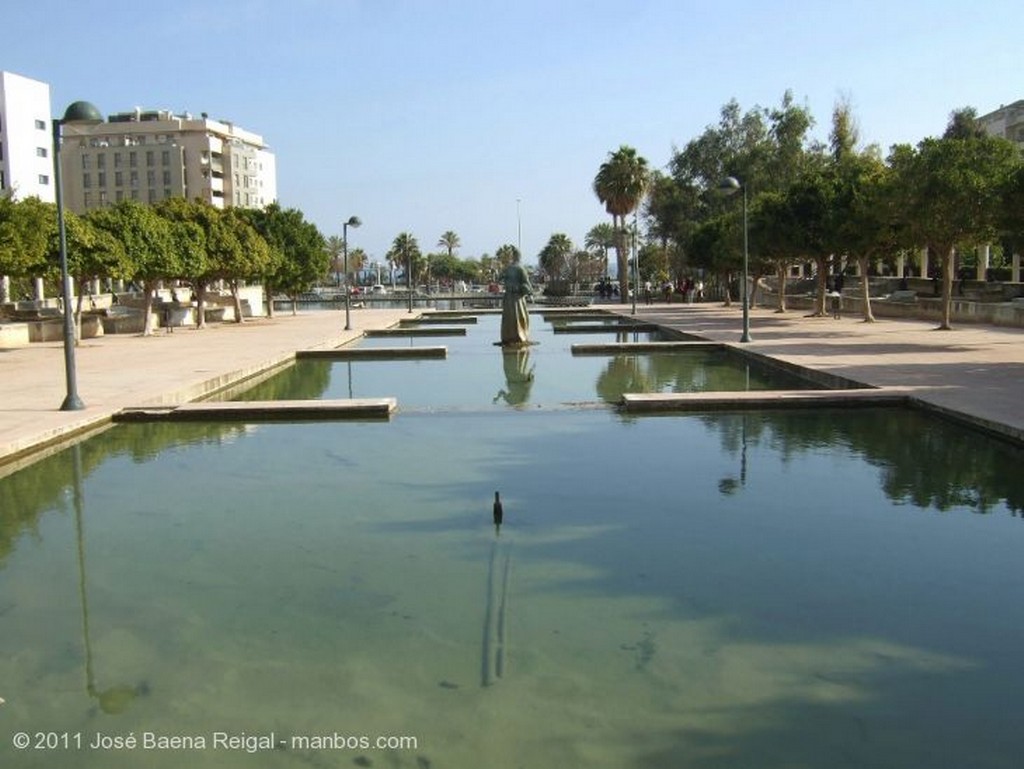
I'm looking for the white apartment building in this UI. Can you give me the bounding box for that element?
[978,100,1024,148]
[0,70,55,202]
[58,108,277,213]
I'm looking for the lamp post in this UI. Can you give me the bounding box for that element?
[342,215,361,330]
[53,101,104,410]
[716,176,751,343]
[516,198,522,261]
[630,213,638,316]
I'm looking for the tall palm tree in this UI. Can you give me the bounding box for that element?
[386,232,421,288]
[325,235,344,286]
[585,222,617,278]
[593,145,650,298]
[494,244,519,272]
[438,230,460,258]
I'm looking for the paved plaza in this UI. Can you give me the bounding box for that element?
[1,302,1023,469]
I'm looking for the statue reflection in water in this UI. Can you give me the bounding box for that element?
[493,348,535,407]
[72,444,149,715]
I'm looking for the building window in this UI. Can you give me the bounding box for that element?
[39,174,49,185]
[35,119,46,130]
[148,189,157,203]
[129,152,137,167]
[130,171,138,188]
[163,188,171,199]
[115,190,123,203]
[81,154,91,169]
[115,171,123,187]
[146,151,154,167]
[83,173,91,188]
[84,192,91,207]
[99,191,108,205]
[163,170,171,185]
[98,172,106,187]
[114,153,123,168]
[147,170,156,185]
[36,147,48,157]
[161,150,170,165]
[130,189,139,200]
[97,154,106,169]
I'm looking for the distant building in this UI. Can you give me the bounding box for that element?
[58,108,277,213]
[0,70,55,202]
[978,100,1024,147]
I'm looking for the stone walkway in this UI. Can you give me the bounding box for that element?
[2,302,1023,470]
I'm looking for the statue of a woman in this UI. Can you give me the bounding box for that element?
[500,255,533,346]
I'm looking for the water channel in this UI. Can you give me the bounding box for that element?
[1,311,1023,769]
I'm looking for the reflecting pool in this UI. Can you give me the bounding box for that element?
[2,404,1024,768]
[226,314,820,409]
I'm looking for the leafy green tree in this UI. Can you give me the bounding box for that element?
[593,145,650,297]
[86,201,170,335]
[239,204,324,317]
[154,198,218,328]
[890,120,1019,329]
[221,208,275,321]
[50,211,125,337]
[1,196,55,297]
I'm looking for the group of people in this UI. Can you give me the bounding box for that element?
[656,278,704,304]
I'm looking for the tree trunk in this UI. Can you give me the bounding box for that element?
[615,216,629,300]
[939,247,955,330]
[194,282,208,329]
[858,255,875,322]
[775,263,788,312]
[810,256,829,316]
[722,271,733,307]
[142,279,157,336]
[229,280,244,324]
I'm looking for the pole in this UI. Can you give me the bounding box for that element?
[516,198,522,261]
[407,251,413,313]
[53,120,85,410]
[740,185,751,343]
[631,213,638,315]
[343,221,351,330]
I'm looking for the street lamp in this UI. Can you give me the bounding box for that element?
[53,100,104,410]
[631,213,639,316]
[716,176,752,343]
[342,215,361,330]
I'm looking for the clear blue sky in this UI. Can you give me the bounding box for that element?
[4,0,1022,266]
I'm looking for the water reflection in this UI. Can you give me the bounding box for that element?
[493,348,535,407]
[0,422,251,570]
[704,408,1024,515]
[595,352,795,404]
[72,445,147,715]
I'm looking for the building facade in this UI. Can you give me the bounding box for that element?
[0,70,55,202]
[58,108,277,213]
[978,100,1024,148]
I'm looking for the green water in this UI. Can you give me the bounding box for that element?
[2,406,1024,768]
[229,314,819,408]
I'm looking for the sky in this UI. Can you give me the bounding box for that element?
[4,0,1022,266]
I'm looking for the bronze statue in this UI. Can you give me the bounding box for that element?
[500,255,534,346]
